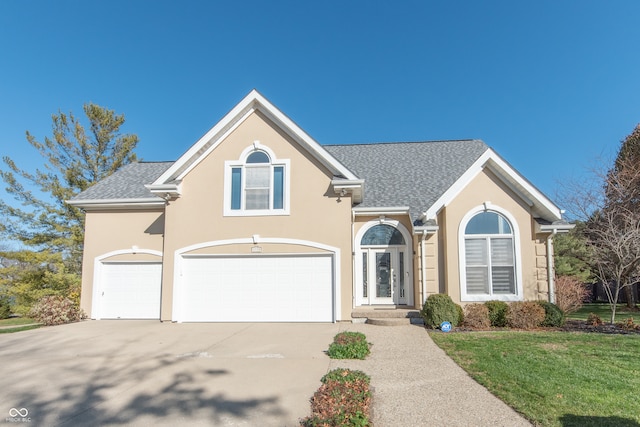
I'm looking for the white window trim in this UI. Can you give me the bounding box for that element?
[223,143,290,216]
[458,205,523,302]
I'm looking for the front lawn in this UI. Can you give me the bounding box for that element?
[0,317,38,326]
[430,331,640,427]
[567,303,637,322]
[0,317,41,333]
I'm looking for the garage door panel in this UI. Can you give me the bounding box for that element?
[100,262,162,319]
[180,255,333,322]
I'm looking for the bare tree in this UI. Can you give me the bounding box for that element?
[559,152,640,323]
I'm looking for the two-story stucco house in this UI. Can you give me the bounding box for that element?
[68,90,571,322]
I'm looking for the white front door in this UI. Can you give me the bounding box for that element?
[363,248,408,305]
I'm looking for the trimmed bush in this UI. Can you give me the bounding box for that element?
[485,300,508,327]
[455,303,464,327]
[555,275,590,314]
[537,301,565,327]
[29,295,85,326]
[463,304,491,329]
[421,294,460,329]
[506,301,545,330]
[301,369,371,427]
[327,332,370,360]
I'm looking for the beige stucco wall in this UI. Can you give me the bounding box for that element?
[161,111,354,320]
[80,210,165,315]
[438,168,545,305]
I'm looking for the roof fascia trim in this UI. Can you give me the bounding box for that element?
[152,89,359,185]
[332,179,364,204]
[422,148,562,222]
[66,198,166,210]
[538,223,575,233]
[352,206,410,216]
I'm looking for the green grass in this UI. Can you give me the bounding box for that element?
[567,303,637,322]
[0,317,37,326]
[430,331,640,427]
[0,325,41,334]
[327,332,370,359]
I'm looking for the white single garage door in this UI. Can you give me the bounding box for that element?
[179,255,333,322]
[99,262,162,319]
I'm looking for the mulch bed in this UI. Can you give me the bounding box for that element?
[559,319,640,335]
[444,319,640,335]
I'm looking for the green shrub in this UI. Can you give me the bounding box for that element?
[421,294,460,329]
[301,369,371,426]
[29,295,85,326]
[537,301,565,327]
[327,332,370,360]
[455,303,464,327]
[463,304,491,329]
[0,296,11,319]
[485,300,509,327]
[506,301,545,330]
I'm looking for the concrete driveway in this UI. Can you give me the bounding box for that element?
[0,320,342,426]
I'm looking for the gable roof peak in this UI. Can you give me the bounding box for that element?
[149,89,358,190]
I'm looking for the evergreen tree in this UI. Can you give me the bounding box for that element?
[0,103,138,313]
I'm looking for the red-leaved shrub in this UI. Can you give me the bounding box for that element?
[506,302,545,330]
[555,275,590,314]
[463,304,491,329]
[29,295,85,326]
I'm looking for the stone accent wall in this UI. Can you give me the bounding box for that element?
[535,239,549,300]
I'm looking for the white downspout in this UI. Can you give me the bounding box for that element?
[421,230,428,308]
[547,230,557,303]
[351,209,356,309]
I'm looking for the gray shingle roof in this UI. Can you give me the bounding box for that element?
[70,141,489,221]
[324,140,489,222]
[70,162,174,201]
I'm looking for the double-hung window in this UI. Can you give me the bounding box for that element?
[463,211,517,299]
[225,147,289,216]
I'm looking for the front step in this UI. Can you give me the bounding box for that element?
[351,307,424,326]
[366,317,412,326]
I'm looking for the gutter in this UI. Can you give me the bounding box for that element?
[66,198,166,210]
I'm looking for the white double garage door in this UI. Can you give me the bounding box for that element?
[99,254,334,322]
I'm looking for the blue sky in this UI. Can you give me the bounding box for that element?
[1,1,639,206]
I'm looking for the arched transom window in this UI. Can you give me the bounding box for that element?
[464,211,516,296]
[361,224,406,246]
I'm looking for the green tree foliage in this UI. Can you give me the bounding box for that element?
[553,222,593,283]
[0,250,80,316]
[0,104,138,313]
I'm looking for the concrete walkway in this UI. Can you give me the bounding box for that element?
[333,323,531,427]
